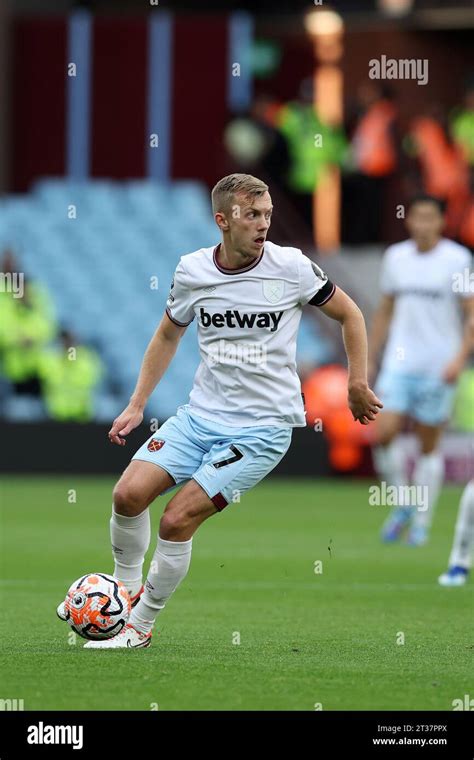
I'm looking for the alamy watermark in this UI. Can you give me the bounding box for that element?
[0,698,24,710]
[452,694,474,710]
[208,339,267,368]
[452,268,474,295]
[0,271,24,298]
[369,482,428,512]
[369,55,428,86]
[27,722,83,750]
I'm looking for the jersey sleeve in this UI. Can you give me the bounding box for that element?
[298,251,336,307]
[165,258,195,326]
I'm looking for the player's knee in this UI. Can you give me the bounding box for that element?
[420,440,438,456]
[159,508,188,537]
[377,430,396,446]
[112,481,144,516]
[416,425,442,455]
[376,422,399,446]
[159,501,205,537]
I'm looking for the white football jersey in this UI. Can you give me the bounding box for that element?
[379,238,472,376]
[165,240,335,427]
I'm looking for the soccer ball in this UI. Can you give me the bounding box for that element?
[63,573,131,640]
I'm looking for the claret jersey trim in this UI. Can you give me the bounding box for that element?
[213,243,265,274]
[165,306,194,327]
[211,492,228,511]
[308,280,336,307]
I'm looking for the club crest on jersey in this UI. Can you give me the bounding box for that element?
[263,279,284,304]
[147,438,165,452]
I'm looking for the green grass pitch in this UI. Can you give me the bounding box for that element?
[0,476,471,711]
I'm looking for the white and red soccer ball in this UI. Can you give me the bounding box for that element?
[63,573,131,640]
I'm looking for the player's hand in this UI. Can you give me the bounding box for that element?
[348,381,383,425]
[108,404,144,446]
[442,357,464,385]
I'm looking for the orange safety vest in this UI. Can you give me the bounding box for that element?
[458,200,474,248]
[352,100,397,177]
[410,117,469,199]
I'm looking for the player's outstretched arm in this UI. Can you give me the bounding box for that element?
[318,286,383,425]
[108,313,188,445]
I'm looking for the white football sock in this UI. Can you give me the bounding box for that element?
[411,451,444,530]
[373,440,406,489]
[448,480,474,569]
[130,535,193,634]
[110,506,151,597]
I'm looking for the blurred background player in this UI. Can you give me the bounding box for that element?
[368,195,474,546]
[438,479,474,586]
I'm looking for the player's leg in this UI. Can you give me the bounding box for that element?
[128,479,219,634]
[373,410,410,541]
[406,422,445,545]
[373,410,406,483]
[56,460,175,621]
[84,479,218,648]
[58,408,205,626]
[110,460,176,600]
[97,421,293,648]
[406,376,455,545]
[109,408,207,602]
[373,372,441,542]
[82,408,220,647]
[408,422,444,546]
[373,371,410,491]
[439,480,474,586]
[130,426,292,636]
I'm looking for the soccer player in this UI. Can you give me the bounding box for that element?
[368,195,474,546]
[438,480,474,586]
[57,173,381,648]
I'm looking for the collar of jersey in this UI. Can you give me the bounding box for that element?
[213,243,265,275]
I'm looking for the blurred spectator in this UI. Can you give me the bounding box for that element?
[223,92,290,193]
[0,249,20,372]
[452,368,474,432]
[343,83,398,244]
[250,93,290,193]
[451,85,474,166]
[451,87,474,249]
[38,329,103,422]
[407,106,468,202]
[407,104,472,247]
[0,272,57,396]
[276,77,347,228]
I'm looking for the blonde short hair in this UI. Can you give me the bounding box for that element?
[211,173,269,215]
